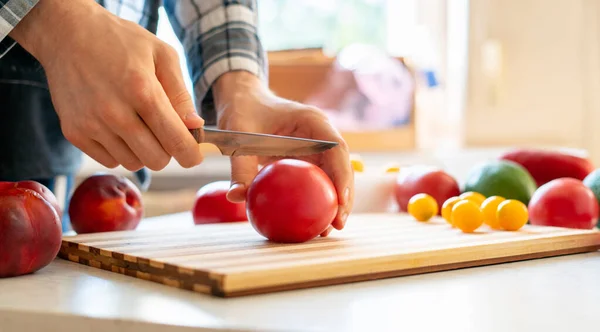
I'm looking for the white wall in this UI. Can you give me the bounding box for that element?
[464,0,599,157]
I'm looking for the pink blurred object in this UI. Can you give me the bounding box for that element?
[305,44,415,131]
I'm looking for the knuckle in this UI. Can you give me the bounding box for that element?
[147,155,170,171]
[160,43,179,61]
[122,160,143,172]
[101,160,119,169]
[125,70,153,105]
[305,106,327,120]
[61,125,81,144]
[81,118,103,139]
[170,89,194,112]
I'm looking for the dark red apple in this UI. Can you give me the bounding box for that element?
[394,166,461,214]
[192,181,247,224]
[0,188,62,277]
[68,174,143,234]
[0,181,62,219]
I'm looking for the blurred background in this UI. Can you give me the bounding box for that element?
[77,0,600,217]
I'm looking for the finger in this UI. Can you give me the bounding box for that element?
[76,139,119,169]
[226,156,259,203]
[155,45,205,129]
[320,226,333,237]
[95,131,144,171]
[301,112,354,230]
[108,109,171,171]
[130,72,203,168]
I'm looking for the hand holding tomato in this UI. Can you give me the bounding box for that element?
[212,72,354,236]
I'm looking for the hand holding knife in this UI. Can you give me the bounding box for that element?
[132,128,337,191]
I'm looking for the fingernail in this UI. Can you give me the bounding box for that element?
[341,212,348,227]
[185,112,203,120]
[226,183,246,202]
[343,187,350,205]
[321,226,333,237]
[230,182,245,191]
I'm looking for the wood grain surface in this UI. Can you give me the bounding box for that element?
[58,213,600,297]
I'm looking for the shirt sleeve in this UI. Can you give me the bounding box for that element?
[163,0,268,125]
[0,0,39,58]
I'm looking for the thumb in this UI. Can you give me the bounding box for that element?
[155,45,204,129]
[227,156,259,203]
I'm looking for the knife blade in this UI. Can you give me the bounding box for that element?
[189,128,338,157]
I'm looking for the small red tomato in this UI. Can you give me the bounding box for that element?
[246,159,338,243]
[192,181,247,224]
[0,188,62,278]
[528,178,599,229]
[394,167,460,214]
[0,181,62,219]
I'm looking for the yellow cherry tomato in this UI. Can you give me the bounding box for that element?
[350,154,364,172]
[407,193,439,222]
[459,191,487,207]
[384,164,401,173]
[451,200,484,233]
[497,199,529,231]
[441,196,461,225]
[480,196,506,229]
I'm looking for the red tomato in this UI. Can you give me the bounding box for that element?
[246,159,338,243]
[192,181,247,224]
[528,178,599,229]
[0,188,62,277]
[499,149,595,187]
[394,167,460,214]
[0,180,62,219]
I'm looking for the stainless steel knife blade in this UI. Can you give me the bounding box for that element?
[189,128,338,157]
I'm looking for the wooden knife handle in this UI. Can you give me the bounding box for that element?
[189,128,204,144]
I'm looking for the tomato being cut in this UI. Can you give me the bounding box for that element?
[192,181,247,224]
[528,178,599,229]
[246,159,338,243]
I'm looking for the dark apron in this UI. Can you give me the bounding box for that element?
[0,39,79,231]
[0,3,166,232]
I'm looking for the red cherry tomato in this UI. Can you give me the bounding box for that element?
[192,181,247,224]
[246,159,338,243]
[528,178,599,229]
[394,167,460,214]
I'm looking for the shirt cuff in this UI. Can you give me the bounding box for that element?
[180,6,268,125]
[0,0,39,58]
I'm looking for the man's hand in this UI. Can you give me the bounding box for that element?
[213,71,354,237]
[10,0,204,171]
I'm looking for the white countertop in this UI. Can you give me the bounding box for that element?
[2,213,600,332]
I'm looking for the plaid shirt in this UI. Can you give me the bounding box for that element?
[0,0,267,123]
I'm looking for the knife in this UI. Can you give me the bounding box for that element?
[189,128,338,157]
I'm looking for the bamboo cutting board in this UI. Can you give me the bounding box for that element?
[58,214,600,297]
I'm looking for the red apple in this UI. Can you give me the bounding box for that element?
[528,178,599,229]
[68,174,143,234]
[0,188,62,278]
[192,181,247,224]
[394,166,460,214]
[0,181,62,219]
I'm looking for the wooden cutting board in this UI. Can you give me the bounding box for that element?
[58,213,600,297]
